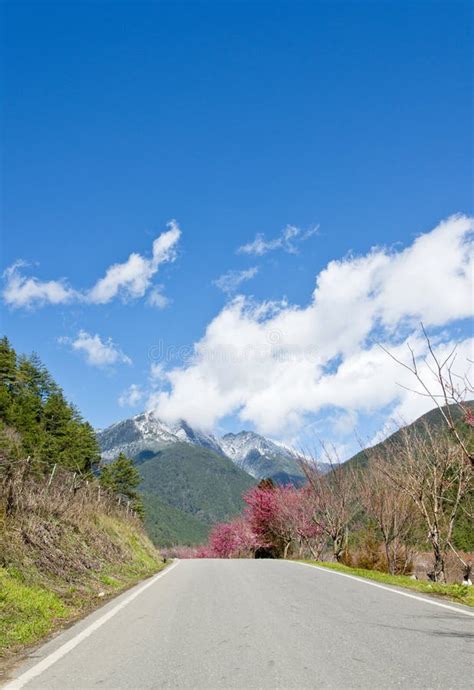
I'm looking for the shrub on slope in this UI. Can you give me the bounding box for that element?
[0,458,163,662]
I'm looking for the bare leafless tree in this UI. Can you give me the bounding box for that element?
[356,456,416,574]
[380,423,472,582]
[379,323,474,466]
[299,444,357,562]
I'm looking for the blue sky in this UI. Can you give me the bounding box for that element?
[1,1,472,453]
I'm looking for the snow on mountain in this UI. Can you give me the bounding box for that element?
[219,431,298,479]
[98,410,222,462]
[97,412,306,483]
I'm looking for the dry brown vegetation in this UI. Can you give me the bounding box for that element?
[0,456,164,664]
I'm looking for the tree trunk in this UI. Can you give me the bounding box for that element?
[385,541,395,575]
[307,540,323,561]
[428,535,446,582]
[333,534,344,562]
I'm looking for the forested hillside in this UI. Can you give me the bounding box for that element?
[139,444,256,545]
[0,337,100,474]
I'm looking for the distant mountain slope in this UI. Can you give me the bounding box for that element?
[97,410,305,483]
[220,431,305,483]
[341,401,473,551]
[138,443,256,545]
[141,492,210,546]
[344,401,474,472]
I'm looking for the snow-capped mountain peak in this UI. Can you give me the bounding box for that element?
[219,431,297,479]
[97,412,305,483]
[98,410,222,462]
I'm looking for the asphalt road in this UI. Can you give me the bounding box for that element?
[5,559,473,689]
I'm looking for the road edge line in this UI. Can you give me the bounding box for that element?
[3,560,181,690]
[286,561,474,617]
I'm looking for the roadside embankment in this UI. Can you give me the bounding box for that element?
[0,460,165,669]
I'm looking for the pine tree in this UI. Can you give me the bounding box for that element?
[0,341,102,473]
[0,337,17,422]
[0,337,127,503]
[0,337,17,390]
[100,453,144,517]
[17,353,56,401]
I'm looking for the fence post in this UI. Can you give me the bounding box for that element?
[5,461,15,516]
[47,464,57,489]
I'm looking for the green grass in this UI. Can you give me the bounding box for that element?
[0,569,69,651]
[300,561,474,607]
[0,513,166,662]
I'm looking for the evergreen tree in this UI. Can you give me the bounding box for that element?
[100,453,144,517]
[0,336,101,475]
[17,353,56,401]
[0,337,17,390]
[0,337,17,422]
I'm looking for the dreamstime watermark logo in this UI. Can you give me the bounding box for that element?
[147,329,318,367]
[267,328,282,345]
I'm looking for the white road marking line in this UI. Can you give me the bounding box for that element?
[287,561,474,617]
[4,560,181,690]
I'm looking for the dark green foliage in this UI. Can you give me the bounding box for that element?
[452,494,474,551]
[99,453,144,516]
[141,492,210,546]
[0,337,17,393]
[139,443,256,544]
[0,336,100,476]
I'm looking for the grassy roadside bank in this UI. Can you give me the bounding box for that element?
[299,561,474,607]
[0,513,166,669]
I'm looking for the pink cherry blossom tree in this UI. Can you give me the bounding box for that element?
[208,517,258,558]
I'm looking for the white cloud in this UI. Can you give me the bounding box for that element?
[2,221,181,309]
[60,330,132,368]
[149,214,474,436]
[328,410,358,437]
[213,267,258,295]
[150,362,166,381]
[147,286,170,309]
[238,224,318,256]
[88,220,180,304]
[2,261,79,309]
[118,384,144,407]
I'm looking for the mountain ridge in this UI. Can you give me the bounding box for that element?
[97,410,305,483]
[343,400,474,472]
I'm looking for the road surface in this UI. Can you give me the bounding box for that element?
[5,559,473,689]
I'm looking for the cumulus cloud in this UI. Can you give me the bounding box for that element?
[238,224,318,256]
[2,261,79,309]
[60,330,132,368]
[2,221,181,309]
[118,384,144,407]
[149,214,473,436]
[88,220,180,304]
[213,267,259,295]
